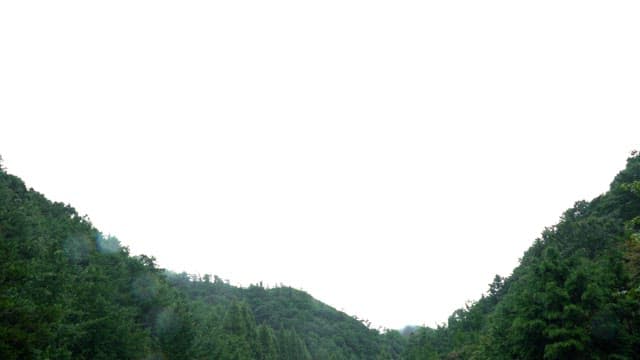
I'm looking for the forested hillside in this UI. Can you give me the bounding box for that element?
[405,152,640,359]
[0,155,403,359]
[3,152,640,359]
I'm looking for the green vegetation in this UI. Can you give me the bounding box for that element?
[0,155,402,359]
[405,152,640,359]
[2,152,640,359]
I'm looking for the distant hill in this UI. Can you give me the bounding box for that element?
[405,152,640,359]
[0,155,404,359]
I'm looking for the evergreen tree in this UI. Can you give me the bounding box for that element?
[256,324,279,360]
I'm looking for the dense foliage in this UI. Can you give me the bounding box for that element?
[3,152,640,359]
[0,155,403,359]
[405,152,640,359]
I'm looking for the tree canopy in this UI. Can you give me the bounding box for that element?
[0,160,401,359]
[2,152,640,359]
[404,152,640,359]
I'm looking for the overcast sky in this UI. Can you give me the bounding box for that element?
[1,1,639,329]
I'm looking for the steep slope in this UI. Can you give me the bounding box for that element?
[0,159,170,359]
[8,151,638,359]
[0,156,403,359]
[405,152,640,359]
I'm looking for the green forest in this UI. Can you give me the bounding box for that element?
[1,152,640,359]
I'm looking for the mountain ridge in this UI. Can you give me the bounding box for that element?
[0,155,403,359]
[2,152,640,359]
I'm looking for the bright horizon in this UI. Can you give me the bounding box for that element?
[1,1,639,330]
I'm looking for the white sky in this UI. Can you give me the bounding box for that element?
[1,1,639,330]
